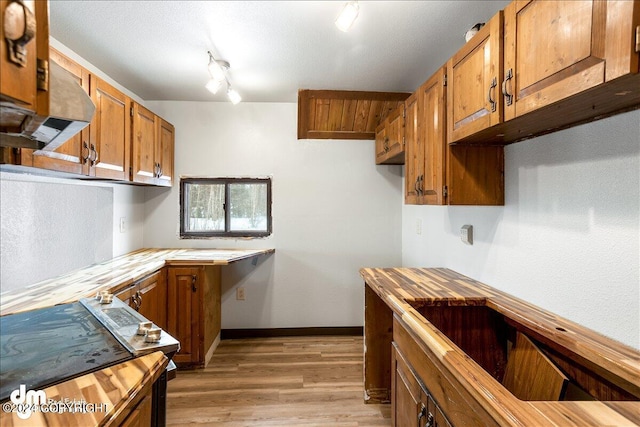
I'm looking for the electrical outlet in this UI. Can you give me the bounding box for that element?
[236,287,245,300]
[461,225,473,245]
[119,217,126,233]
[416,219,422,235]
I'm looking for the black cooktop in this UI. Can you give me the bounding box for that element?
[0,302,132,401]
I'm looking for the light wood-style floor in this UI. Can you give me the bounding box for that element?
[166,335,391,426]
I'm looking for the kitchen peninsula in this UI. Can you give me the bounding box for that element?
[0,248,275,315]
[0,248,274,426]
[0,248,274,366]
[361,267,640,426]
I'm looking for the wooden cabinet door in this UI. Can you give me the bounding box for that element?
[156,118,174,187]
[137,269,167,330]
[385,105,404,159]
[120,394,152,427]
[131,102,157,184]
[114,284,137,309]
[419,67,447,205]
[0,0,38,110]
[447,11,503,143]
[375,124,388,164]
[167,267,201,365]
[89,76,130,180]
[431,395,452,427]
[29,48,88,174]
[503,0,609,121]
[392,344,422,427]
[404,93,421,204]
[376,105,405,165]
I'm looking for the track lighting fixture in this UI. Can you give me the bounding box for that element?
[206,51,241,104]
[335,1,359,32]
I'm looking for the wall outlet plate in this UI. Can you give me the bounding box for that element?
[461,225,473,245]
[236,287,246,300]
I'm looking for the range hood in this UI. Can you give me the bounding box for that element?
[0,60,95,151]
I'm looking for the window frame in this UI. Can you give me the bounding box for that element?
[179,177,272,239]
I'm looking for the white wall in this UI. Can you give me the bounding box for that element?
[0,172,145,292]
[143,101,403,329]
[403,110,640,349]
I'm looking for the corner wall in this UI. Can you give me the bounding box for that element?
[143,101,403,329]
[402,110,640,349]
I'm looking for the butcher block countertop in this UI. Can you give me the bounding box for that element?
[0,351,168,427]
[360,267,640,426]
[0,248,275,316]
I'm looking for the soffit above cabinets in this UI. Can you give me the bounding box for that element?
[297,90,409,140]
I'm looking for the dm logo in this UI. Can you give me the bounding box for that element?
[10,384,46,419]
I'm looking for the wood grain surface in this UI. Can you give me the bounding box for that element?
[166,336,391,426]
[360,267,640,426]
[0,351,168,427]
[0,248,274,316]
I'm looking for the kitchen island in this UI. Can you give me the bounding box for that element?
[361,267,640,426]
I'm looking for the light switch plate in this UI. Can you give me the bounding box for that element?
[461,225,473,245]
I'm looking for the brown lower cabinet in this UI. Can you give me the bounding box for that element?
[392,342,452,427]
[166,266,221,368]
[391,313,500,427]
[120,394,152,427]
[114,269,167,330]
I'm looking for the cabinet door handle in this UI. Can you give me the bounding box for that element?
[502,68,513,106]
[191,275,197,292]
[425,412,434,427]
[90,144,99,166]
[488,77,497,113]
[82,142,90,164]
[418,403,427,424]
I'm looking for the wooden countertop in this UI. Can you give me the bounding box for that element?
[0,351,168,427]
[0,248,275,316]
[360,267,640,426]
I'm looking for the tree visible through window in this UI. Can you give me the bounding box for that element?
[180,178,272,238]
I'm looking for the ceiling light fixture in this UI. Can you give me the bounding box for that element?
[335,1,359,32]
[205,51,241,104]
[227,87,242,105]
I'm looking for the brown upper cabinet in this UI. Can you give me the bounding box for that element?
[0,0,49,117]
[131,103,157,185]
[156,118,175,187]
[404,92,421,204]
[447,11,504,144]
[406,66,504,206]
[375,103,405,165]
[132,103,174,186]
[89,75,131,180]
[503,0,640,121]
[448,0,640,144]
[2,47,174,186]
[11,48,131,180]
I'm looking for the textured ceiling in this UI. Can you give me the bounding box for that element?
[49,1,510,103]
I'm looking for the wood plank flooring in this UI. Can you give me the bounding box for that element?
[166,336,391,426]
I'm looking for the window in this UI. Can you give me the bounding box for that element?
[180,177,272,238]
